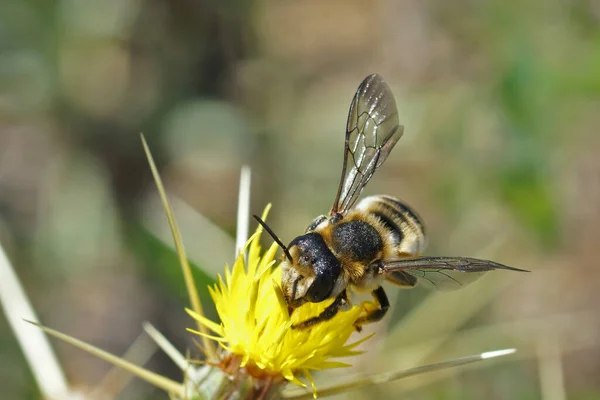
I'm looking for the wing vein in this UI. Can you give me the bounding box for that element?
[331,74,403,216]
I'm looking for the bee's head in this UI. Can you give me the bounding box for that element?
[281,233,341,308]
[252,215,341,309]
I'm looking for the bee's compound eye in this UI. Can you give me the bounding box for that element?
[305,274,333,303]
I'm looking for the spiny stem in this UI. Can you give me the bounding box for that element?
[236,165,251,260]
[0,243,70,399]
[26,320,184,397]
[284,349,516,399]
[143,322,188,371]
[140,134,217,361]
[89,329,157,398]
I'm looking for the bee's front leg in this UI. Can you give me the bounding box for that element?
[353,286,390,332]
[291,290,348,330]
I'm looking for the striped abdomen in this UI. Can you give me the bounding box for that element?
[355,195,427,257]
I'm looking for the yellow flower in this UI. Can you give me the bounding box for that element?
[187,205,370,397]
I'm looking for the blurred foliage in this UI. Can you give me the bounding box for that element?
[128,224,216,313]
[494,48,559,246]
[1,0,600,399]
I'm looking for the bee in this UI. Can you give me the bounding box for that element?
[254,74,527,330]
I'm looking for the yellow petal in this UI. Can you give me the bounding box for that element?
[303,369,318,399]
[185,329,227,343]
[185,309,223,335]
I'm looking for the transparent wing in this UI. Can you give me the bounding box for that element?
[381,256,528,291]
[331,74,403,216]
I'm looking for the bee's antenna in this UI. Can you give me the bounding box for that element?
[252,215,293,262]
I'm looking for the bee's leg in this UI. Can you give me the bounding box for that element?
[353,286,389,331]
[291,290,348,330]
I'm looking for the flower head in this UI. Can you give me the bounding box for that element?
[187,205,370,397]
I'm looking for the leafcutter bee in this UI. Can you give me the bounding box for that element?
[254,74,527,330]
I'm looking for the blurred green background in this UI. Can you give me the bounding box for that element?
[1,1,599,399]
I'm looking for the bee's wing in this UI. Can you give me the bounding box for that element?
[381,256,528,291]
[331,74,403,216]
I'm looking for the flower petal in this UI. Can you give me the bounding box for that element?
[185,309,224,335]
[185,329,227,343]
